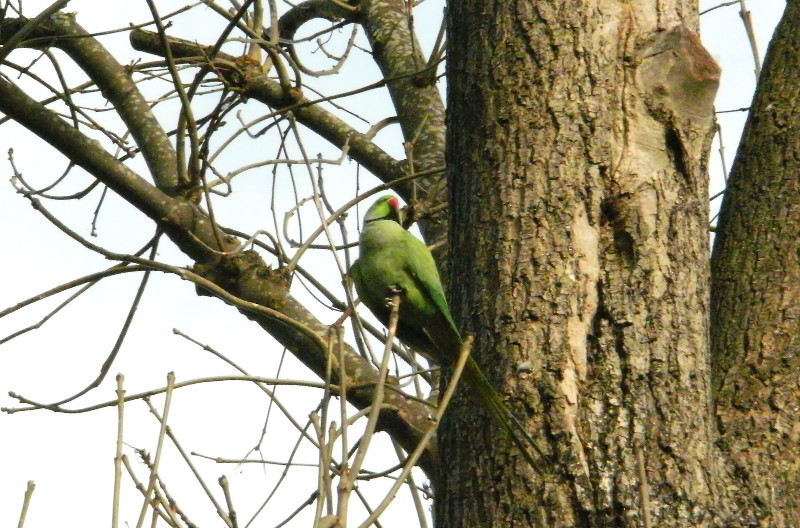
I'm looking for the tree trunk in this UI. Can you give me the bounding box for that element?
[441,2,721,526]
[711,1,800,525]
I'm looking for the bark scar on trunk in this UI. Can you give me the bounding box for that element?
[636,25,720,185]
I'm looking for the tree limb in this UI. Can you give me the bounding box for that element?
[129,28,406,186]
[0,14,181,192]
[0,14,438,476]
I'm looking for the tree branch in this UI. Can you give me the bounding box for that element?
[0,14,438,475]
[0,76,225,262]
[0,14,180,192]
[129,28,405,186]
[360,0,446,177]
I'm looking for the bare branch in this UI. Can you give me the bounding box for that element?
[361,0,445,176]
[0,14,180,191]
[129,28,405,185]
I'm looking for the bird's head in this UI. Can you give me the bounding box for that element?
[363,195,403,225]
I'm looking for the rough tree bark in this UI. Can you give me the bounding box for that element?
[442,2,723,526]
[711,0,800,525]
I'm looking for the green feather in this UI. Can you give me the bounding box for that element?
[350,195,547,470]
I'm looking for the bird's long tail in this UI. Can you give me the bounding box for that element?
[462,357,548,473]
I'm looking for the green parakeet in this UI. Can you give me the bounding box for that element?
[349,195,545,469]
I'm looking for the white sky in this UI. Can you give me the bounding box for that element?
[0,1,789,527]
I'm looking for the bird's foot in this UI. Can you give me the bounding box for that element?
[384,285,404,308]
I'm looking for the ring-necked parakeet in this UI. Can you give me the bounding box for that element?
[349,195,545,469]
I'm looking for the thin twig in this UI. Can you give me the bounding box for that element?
[172,328,321,448]
[355,337,474,528]
[122,454,174,526]
[136,372,177,528]
[244,416,318,528]
[16,480,35,528]
[112,374,125,528]
[5,376,330,413]
[195,453,317,466]
[738,0,761,78]
[339,295,403,526]
[311,412,329,527]
[219,476,239,528]
[348,295,401,479]
[337,326,349,495]
[715,120,729,182]
[392,439,429,528]
[715,106,750,114]
[45,239,160,407]
[699,0,738,15]
[144,0,198,185]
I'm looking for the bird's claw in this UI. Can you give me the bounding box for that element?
[385,286,404,308]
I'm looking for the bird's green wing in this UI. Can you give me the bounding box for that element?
[397,230,462,362]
